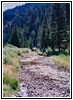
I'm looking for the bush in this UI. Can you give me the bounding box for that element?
[7,50,18,58]
[36,49,42,55]
[4,44,17,48]
[46,47,53,56]
[3,55,12,65]
[3,46,19,65]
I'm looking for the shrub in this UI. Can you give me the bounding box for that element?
[21,49,26,53]
[3,44,31,66]
[46,47,53,56]
[36,49,42,55]
[3,55,12,65]
[3,47,19,65]
[4,44,17,48]
[7,50,18,58]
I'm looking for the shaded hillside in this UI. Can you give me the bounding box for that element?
[3,3,51,45]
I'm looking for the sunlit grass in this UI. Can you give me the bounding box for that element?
[52,54,70,69]
[3,64,18,77]
[3,44,31,66]
[3,65,18,87]
[3,64,18,97]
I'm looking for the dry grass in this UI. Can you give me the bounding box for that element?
[3,64,17,77]
[52,54,70,69]
[3,64,18,97]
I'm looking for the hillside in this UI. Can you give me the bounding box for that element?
[3,3,51,45]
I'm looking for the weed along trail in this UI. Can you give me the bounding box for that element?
[15,52,70,97]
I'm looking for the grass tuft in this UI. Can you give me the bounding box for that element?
[3,65,18,90]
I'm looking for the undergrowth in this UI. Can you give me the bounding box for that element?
[3,44,31,97]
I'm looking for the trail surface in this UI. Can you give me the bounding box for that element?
[15,52,70,97]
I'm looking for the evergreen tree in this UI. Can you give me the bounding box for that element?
[57,4,67,51]
[50,3,67,52]
[10,25,20,47]
[50,4,58,51]
[30,30,35,49]
[41,16,50,52]
[7,23,12,43]
[9,25,24,47]
[18,28,25,47]
[37,26,43,48]
[65,3,70,30]
[67,31,70,53]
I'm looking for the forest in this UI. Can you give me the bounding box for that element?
[3,3,70,53]
[3,3,70,97]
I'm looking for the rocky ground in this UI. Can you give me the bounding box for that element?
[15,52,70,97]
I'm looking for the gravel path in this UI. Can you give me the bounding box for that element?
[15,52,70,97]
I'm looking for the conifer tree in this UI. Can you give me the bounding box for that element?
[9,25,24,47]
[37,26,43,48]
[65,3,70,30]
[50,4,58,51]
[58,4,67,51]
[7,23,12,43]
[10,25,20,47]
[30,30,35,49]
[50,3,67,52]
[18,28,24,47]
[41,16,50,52]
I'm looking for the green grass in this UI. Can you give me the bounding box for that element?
[3,44,31,97]
[3,64,18,97]
[3,73,18,90]
[3,44,31,66]
[52,53,70,69]
[3,85,17,97]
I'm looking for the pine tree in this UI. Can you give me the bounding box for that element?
[65,3,70,30]
[10,25,20,47]
[7,23,12,43]
[18,28,24,47]
[50,4,58,51]
[41,16,50,52]
[9,25,25,47]
[37,26,43,48]
[67,31,70,53]
[50,3,67,52]
[57,4,67,51]
[30,30,35,49]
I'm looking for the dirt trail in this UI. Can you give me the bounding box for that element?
[15,52,70,97]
